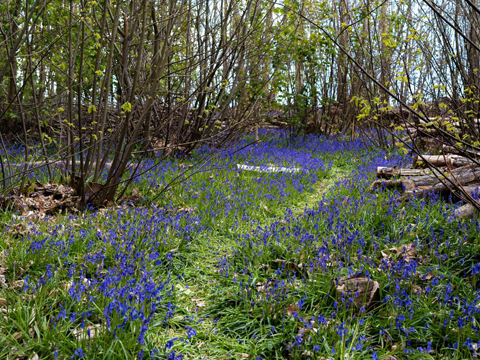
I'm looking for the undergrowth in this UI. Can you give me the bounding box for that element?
[1,130,479,359]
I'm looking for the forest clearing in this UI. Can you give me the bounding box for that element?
[1,132,480,359]
[2,0,480,358]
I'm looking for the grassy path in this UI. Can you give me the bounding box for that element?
[149,163,356,359]
[290,166,350,215]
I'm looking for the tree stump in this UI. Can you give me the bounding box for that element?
[335,276,380,311]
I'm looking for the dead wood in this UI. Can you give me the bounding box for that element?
[377,167,433,178]
[370,179,416,192]
[442,144,480,158]
[335,276,380,311]
[403,166,480,188]
[400,183,480,202]
[413,154,474,168]
[455,203,476,219]
[372,149,480,220]
[0,181,79,219]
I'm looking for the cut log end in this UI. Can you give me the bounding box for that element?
[370,179,415,192]
[455,203,477,219]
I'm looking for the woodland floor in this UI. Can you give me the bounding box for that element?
[1,130,480,360]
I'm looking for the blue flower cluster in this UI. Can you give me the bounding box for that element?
[2,131,480,359]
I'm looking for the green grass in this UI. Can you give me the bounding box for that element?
[1,136,479,359]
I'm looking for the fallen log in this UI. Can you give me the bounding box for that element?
[415,137,443,153]
[370,179,416,192]
[398,128,439,142]
[236,164,302,173]
[413,154,474,168]
[455,203,476,219]
[451,119,480,128]
[399,128,419,142]
[411,166,480,187]
[372,167,480,192]
[9,160,69,168]
[373,155,480,218]
[377,167,433,178]
[401,183,480,202]
[442,144,480,158]
[9,161,133,171]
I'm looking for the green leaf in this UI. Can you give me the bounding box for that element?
[121,102,132,113]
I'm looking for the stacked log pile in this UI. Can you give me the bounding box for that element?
[397,119,453,153]
[370,154,480,219]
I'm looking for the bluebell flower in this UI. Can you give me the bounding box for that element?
[71,348,85,359]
